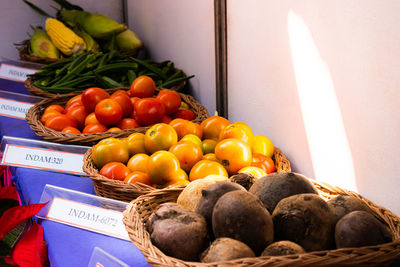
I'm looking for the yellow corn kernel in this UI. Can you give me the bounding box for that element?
[45,18,86,56]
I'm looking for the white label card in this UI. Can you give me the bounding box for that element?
[46,197,130,241]
[1,144,85,175]
[0,97,34,119]
[0,63,38,82]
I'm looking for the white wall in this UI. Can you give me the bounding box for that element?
[126,0,216,114]
[0,0,122,61]
[228,0,400,216]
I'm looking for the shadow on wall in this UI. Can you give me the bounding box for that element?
[287,9,357,192]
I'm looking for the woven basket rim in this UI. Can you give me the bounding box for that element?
[82,144,290,203]
[25,87,210,146]
[122,178,400,267]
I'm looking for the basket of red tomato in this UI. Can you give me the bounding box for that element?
[25,75,210,146]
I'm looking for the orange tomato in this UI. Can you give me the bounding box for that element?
[40,110,61,125]
[124,171,152,186]
[169,118,203,139]
[202,139,217,154]
[147,151,180,184]
[129,75,156,98]
[117,118,140,130]
[200,115,230,141]
[144,123,178,154]
[127,153,149,172]
[82,123,108,134]
[219,121,254,146]
[252,134,274,158]
[100,162,131,181]
[189,159,228,181]
[44,104,64,114]
[61,126,81,134]
[45,114,78,131]
[251,153,275,174]
[84,112,99,126]
[214,138,252,175]
[124,133,147,156]
[107,127,121,132]
[92,138,130,168]
[164,172,190,187]
[168,140,203,173]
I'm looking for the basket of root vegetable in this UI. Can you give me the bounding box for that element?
[123,172,400,266]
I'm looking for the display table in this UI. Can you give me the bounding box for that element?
[0,75,150,266]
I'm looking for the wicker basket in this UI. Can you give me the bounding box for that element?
[123,179,400,267]
[25,88,210,146]
[83,147,291,203]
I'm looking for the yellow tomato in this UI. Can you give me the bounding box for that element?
[238,166,267,179]
[92,138,129,169]
[203,153,218,161]
[147,151,180,184]
[168,140,203,173]
[124,132,147,156]
[202,139,217,154]
[189,160,228,181]
[214,138,252,175]
[144,123,178,154]
[127,153,149,173]
[181,134,203,148]
[219,121,254,146]
[252,134,274,158]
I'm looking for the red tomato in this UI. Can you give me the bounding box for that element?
[45,114,78,131]
[111,91,133,117]
[134,98,165,126]
[161,115,172,124]
[65,105,87,129]
[130,97,140,108]
[82,123,108,134]
[61,126,81,134]
[251,153,275,174]
[95,98,123,126]
[117,118,140,130]
[81,87,110,112]
[172,109,196,120]
[64,101,83,114]
[65,94,82,110]
[100,162,131,181]
[156,89,181,115]
[113,90,129,96]
[129,76,156,98]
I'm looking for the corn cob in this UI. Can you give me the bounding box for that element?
[73,27,99,52]
[116,29,143,52]
[30,27,60,59]
[45,18,86,56]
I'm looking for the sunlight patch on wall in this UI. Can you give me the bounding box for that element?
[288,10,357,191]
